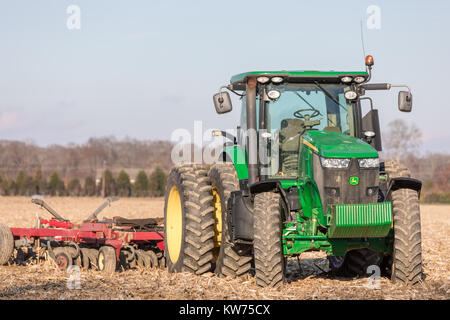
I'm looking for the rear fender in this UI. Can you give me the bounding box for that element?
[220,146,248,180]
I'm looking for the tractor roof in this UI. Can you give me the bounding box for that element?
[230,70,368,89]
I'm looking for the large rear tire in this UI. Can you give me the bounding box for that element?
[384,161,411,178]
[0,223,13,265]
[208,163,252,278]
[164,164,215,275]
[253,192,284,287]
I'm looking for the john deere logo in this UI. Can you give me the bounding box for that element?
[349,176,359,185]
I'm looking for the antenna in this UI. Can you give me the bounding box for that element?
[360,20,366,60]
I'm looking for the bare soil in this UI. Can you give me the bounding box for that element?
[0,197,448,300]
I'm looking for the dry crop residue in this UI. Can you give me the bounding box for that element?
[0,197,448,300]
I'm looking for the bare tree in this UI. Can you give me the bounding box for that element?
[383,119,422,161]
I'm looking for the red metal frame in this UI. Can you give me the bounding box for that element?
[10,218,165,261]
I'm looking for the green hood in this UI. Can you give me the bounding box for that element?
[302,131,378,158]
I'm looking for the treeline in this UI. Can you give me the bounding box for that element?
[0,123,449,202]
[382,119,450,204]
[0,136,173,181]
[380,152,450,203]
[399,153,450,204]
[0,167,167,197]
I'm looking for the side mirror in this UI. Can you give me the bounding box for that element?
[213,91,232,114]
[398,91,412,112]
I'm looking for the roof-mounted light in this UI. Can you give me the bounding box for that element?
[354,76,366,84]
[341,76,353,83]
[365,55,374,67]
[271,76,284,84]
[257,76,270,84]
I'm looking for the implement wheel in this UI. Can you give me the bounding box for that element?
[67,246,82,267]
[208,163,252,278]
[53,247,73,271]
[81,248,91,270]
[98,246,116,274]
[0,223,13,265]
[164,164,215,275]
[136,249,151,267]
[253,192,285,287]
[146,250,158,268]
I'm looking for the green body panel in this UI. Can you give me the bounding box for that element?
[230,70,368,85]
[327,202,393,238]
[282,234,391,256]
[282,202,393,256]
[222,145,248,180]
[279,180,299,189]
[303,131,378,158]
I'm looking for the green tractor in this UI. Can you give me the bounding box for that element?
[164,55,422,287]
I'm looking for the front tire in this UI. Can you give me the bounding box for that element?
[253,192,285,287]
[390,188,422,284]
[384,160,422,285]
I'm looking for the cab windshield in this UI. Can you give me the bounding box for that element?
[262,83,355,178]
[265,83,355,135]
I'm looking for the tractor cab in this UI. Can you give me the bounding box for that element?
[213,57,412,187]
[234,73,363,179]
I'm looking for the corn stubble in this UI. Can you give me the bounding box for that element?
[0,197,448,300]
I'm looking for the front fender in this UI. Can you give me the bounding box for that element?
[387,177,422,197]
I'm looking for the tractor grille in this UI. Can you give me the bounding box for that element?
[313,154,379,215]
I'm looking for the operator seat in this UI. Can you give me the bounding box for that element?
[279,118,304,176]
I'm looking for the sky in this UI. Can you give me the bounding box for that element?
[0,0,449,154]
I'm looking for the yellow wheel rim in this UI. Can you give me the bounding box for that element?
[212,187,222,261]
[98,252,104,270]
[166,186,183,263]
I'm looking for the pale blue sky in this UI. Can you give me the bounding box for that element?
[0,0,449,153]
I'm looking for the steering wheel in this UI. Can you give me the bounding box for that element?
[293,109,320,120]
[293,108,322,129]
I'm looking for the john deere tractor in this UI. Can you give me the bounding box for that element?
[164,55,422,287]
